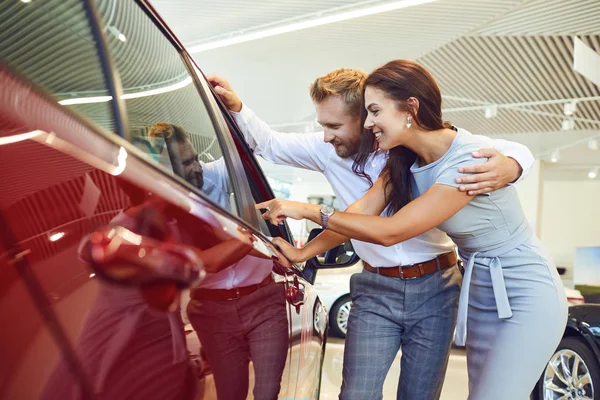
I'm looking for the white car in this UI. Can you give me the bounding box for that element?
[313,261,363,337]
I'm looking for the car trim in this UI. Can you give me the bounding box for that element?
[82,0,129,140]
[567,313,600,361]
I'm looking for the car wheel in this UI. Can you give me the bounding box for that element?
[329,295,352,338]
[536,336,600,400]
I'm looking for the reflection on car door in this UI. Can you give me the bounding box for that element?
[217,113,329,400]
[0,60,283,400]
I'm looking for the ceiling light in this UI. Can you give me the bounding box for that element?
[561,118,575,131]
[550,150,560,163]
[0,130,43,145]
[21,0,32,3]
[89,273,96,278]
[484,105,497,119]
[589,138,598,150]
[49,232,65,242]
[563,101,577,116]
[58,96,112,105]
[110,146,128,176]
[58,77,192,105]
[187,0,437,53]
[588,168,598,179]
[121,76,192,99]
[107,25,127,43]
[296,177,303,183]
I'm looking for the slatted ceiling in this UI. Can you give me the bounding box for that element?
[153,0,353,44]
[0,0,106,96]
[418,32,600,137]
[192,0,521,62]
[0,140,95,209]
[102,0,189,89]
[446,108,560,135]
[473,0,600,35]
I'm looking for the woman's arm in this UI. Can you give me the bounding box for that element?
[259,183,471,247]
[268,176,389,262]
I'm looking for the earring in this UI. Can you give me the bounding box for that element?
[406,115,412,128]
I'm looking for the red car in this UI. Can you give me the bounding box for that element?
[0,1,329,399]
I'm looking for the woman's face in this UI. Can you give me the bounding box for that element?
[363,85,411,151]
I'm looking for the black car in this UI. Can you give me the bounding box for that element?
[534,305,600,400]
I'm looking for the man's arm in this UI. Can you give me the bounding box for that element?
[456,138,535,196]
[208,75,329,172]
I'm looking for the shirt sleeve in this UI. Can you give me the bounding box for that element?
[232,104,331,173]
[201,159,231,209]
[486,138,535,184]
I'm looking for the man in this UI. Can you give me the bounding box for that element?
[148,123,289,400]
[208,69,534,400]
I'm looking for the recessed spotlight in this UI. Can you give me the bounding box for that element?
[589,168,598,179]
[21,0,32,3]
[561,119,575,131]
[49,232,65,242]
[563,101,577,116]
[296,177,303,183]
[484,105,497,119]
[550,150,560,163]
[107,26,127,43]
[589,138,598,151]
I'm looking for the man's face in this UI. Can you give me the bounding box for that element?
[315,96,362,158]
[176,139,204,189]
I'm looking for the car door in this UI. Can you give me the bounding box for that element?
[214,97,329,400]
[0,1,292,399]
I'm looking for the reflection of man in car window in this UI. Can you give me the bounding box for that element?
[147,122,231,209]
[147,122,289,400]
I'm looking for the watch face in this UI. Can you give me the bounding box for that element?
[321,205,335,216]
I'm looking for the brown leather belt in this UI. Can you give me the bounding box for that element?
[191,275,273,301]
[363,252,458,279]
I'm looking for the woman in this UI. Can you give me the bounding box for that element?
[258,59,567,399]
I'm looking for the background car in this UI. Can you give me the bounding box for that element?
[533,305,600,400]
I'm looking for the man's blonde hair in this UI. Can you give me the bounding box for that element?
[309,68,368,116]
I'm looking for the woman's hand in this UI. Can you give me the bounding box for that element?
[256,199,318,225]
[271,237,307,263]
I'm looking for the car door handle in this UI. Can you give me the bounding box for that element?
[286,276,305,314]
[87,225,205,287]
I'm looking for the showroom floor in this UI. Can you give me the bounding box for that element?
[319,338,468,399]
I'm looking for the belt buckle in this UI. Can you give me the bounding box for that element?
[400,264,418,280]
[226,287,241,301]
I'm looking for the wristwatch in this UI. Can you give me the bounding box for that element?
[320,205,335,229]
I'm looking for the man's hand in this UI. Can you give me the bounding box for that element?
[206,75,242,112]
[456,148,523,196]
[256,199,317,225]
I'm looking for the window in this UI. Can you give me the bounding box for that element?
[94,0,238,216]
[0,0,113,131]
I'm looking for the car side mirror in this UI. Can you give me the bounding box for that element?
[302,228,360,284]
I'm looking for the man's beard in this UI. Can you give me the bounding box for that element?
[333,140,359,158]
[186,172,204,190]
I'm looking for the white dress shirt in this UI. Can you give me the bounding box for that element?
[233,105,535,267]
[198,157,274,289]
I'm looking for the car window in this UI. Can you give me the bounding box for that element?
[0,0,113,131]
[91,0,239,216]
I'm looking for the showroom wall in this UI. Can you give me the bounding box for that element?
[539,179,600,286]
